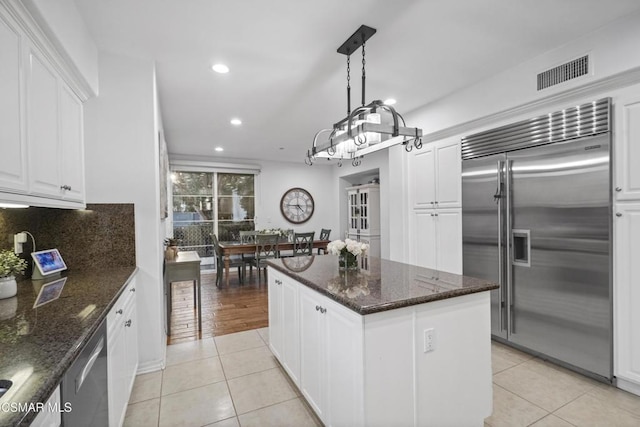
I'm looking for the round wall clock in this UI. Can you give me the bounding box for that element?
[280,187,315,224]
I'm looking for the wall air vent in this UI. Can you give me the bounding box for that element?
[537,55,589,91]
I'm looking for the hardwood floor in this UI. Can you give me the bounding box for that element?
[167,268,269,345]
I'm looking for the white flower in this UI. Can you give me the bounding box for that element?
[327,239,346,255]
[327,239,368,257]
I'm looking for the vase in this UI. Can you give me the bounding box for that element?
[338,252,359,271]
[0,276,17,300]
[164,246,178,261]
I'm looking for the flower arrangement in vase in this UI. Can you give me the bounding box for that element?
[0,250,28,299]
[326,239,369,270]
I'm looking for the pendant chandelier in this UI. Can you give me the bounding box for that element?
[306,25,423,167]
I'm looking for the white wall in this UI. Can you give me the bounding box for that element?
[405,10,640,137]
[387,9,640,264]
[256,160,337,237]
[21,0,99,95]
[84,51,164,373]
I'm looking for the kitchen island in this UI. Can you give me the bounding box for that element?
[0,267,137,427]
[267,255,498,427]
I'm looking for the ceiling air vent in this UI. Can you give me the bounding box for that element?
[537,55,589,91]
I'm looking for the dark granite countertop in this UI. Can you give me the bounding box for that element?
[0,266,137,427]
[267,255,498,315]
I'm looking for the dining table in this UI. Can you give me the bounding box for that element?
[217,239,330,287]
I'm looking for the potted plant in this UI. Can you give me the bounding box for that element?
[0,250,28,299]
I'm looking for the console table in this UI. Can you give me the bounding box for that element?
[164,251,202,336]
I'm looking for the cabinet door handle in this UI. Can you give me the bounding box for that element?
[616,212,622,217]
[130,288,136,292]
[320,307,327,314]
[60,185,72,191]
[434,213,439,217]
[125,319,132,327]
[615,187,622,192]
[315,305,320,311]
[116,309,123,315]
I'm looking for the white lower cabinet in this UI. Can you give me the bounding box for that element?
[268,267,492,426]
[268,270,300,385]
[107,277,139,427]
[414,208,462,274]
[614,203,640,396]
[298,282,364,427]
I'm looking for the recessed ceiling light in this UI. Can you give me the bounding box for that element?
[212,63,229,74]
[384,98,397,106]
[215,147,224,152]
[230,118,242,126]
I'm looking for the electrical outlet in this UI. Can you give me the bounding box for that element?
[424,328,436,353]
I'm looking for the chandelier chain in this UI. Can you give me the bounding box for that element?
[346,55,351,115]
[362,41,366,78]
[361,40,366,106]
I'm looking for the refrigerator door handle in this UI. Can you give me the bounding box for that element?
[506,159,515,335]
[497,160,506,332]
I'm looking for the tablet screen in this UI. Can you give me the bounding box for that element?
[31,249,67,275]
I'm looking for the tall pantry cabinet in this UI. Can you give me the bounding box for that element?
[613,88,640,396]
[407,137,462,274]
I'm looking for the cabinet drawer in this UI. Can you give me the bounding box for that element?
[107,278,137,339]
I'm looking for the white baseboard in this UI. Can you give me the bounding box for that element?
[616,377,640,397]
[137,358,165,375]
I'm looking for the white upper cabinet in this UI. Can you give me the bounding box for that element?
[411,147,436,209]
[0,11,27,194]
[410,138,461,209]
[0,5,85,208]
[615,93,640,201]
[59,84,85,202]
[435,139,462,208]
[27,44,60,198]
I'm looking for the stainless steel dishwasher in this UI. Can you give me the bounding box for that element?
[61,319,109,426]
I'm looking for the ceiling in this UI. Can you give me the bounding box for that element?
[75,0,640,164]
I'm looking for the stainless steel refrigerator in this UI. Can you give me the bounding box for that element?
[461,98,612,381]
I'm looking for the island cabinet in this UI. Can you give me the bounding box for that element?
[268,269,301,385]
[107,275,139,427]
[267,256,497,427]
[298,282,364,426]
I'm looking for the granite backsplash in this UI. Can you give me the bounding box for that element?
[0,204,135,274]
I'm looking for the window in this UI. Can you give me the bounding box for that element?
[172,171,255,261]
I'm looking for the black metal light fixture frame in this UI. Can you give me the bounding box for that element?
[306,25,423,167]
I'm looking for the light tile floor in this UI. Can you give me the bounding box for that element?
[125,328,640,427]
[124,328,321,427]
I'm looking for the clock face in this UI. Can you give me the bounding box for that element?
[280,187,315,224]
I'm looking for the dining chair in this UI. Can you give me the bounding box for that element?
[318,228,331,254]
[213,234,244,287]
[251,234,280,282]
[239,230,258,276]
[293,231,315,256]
